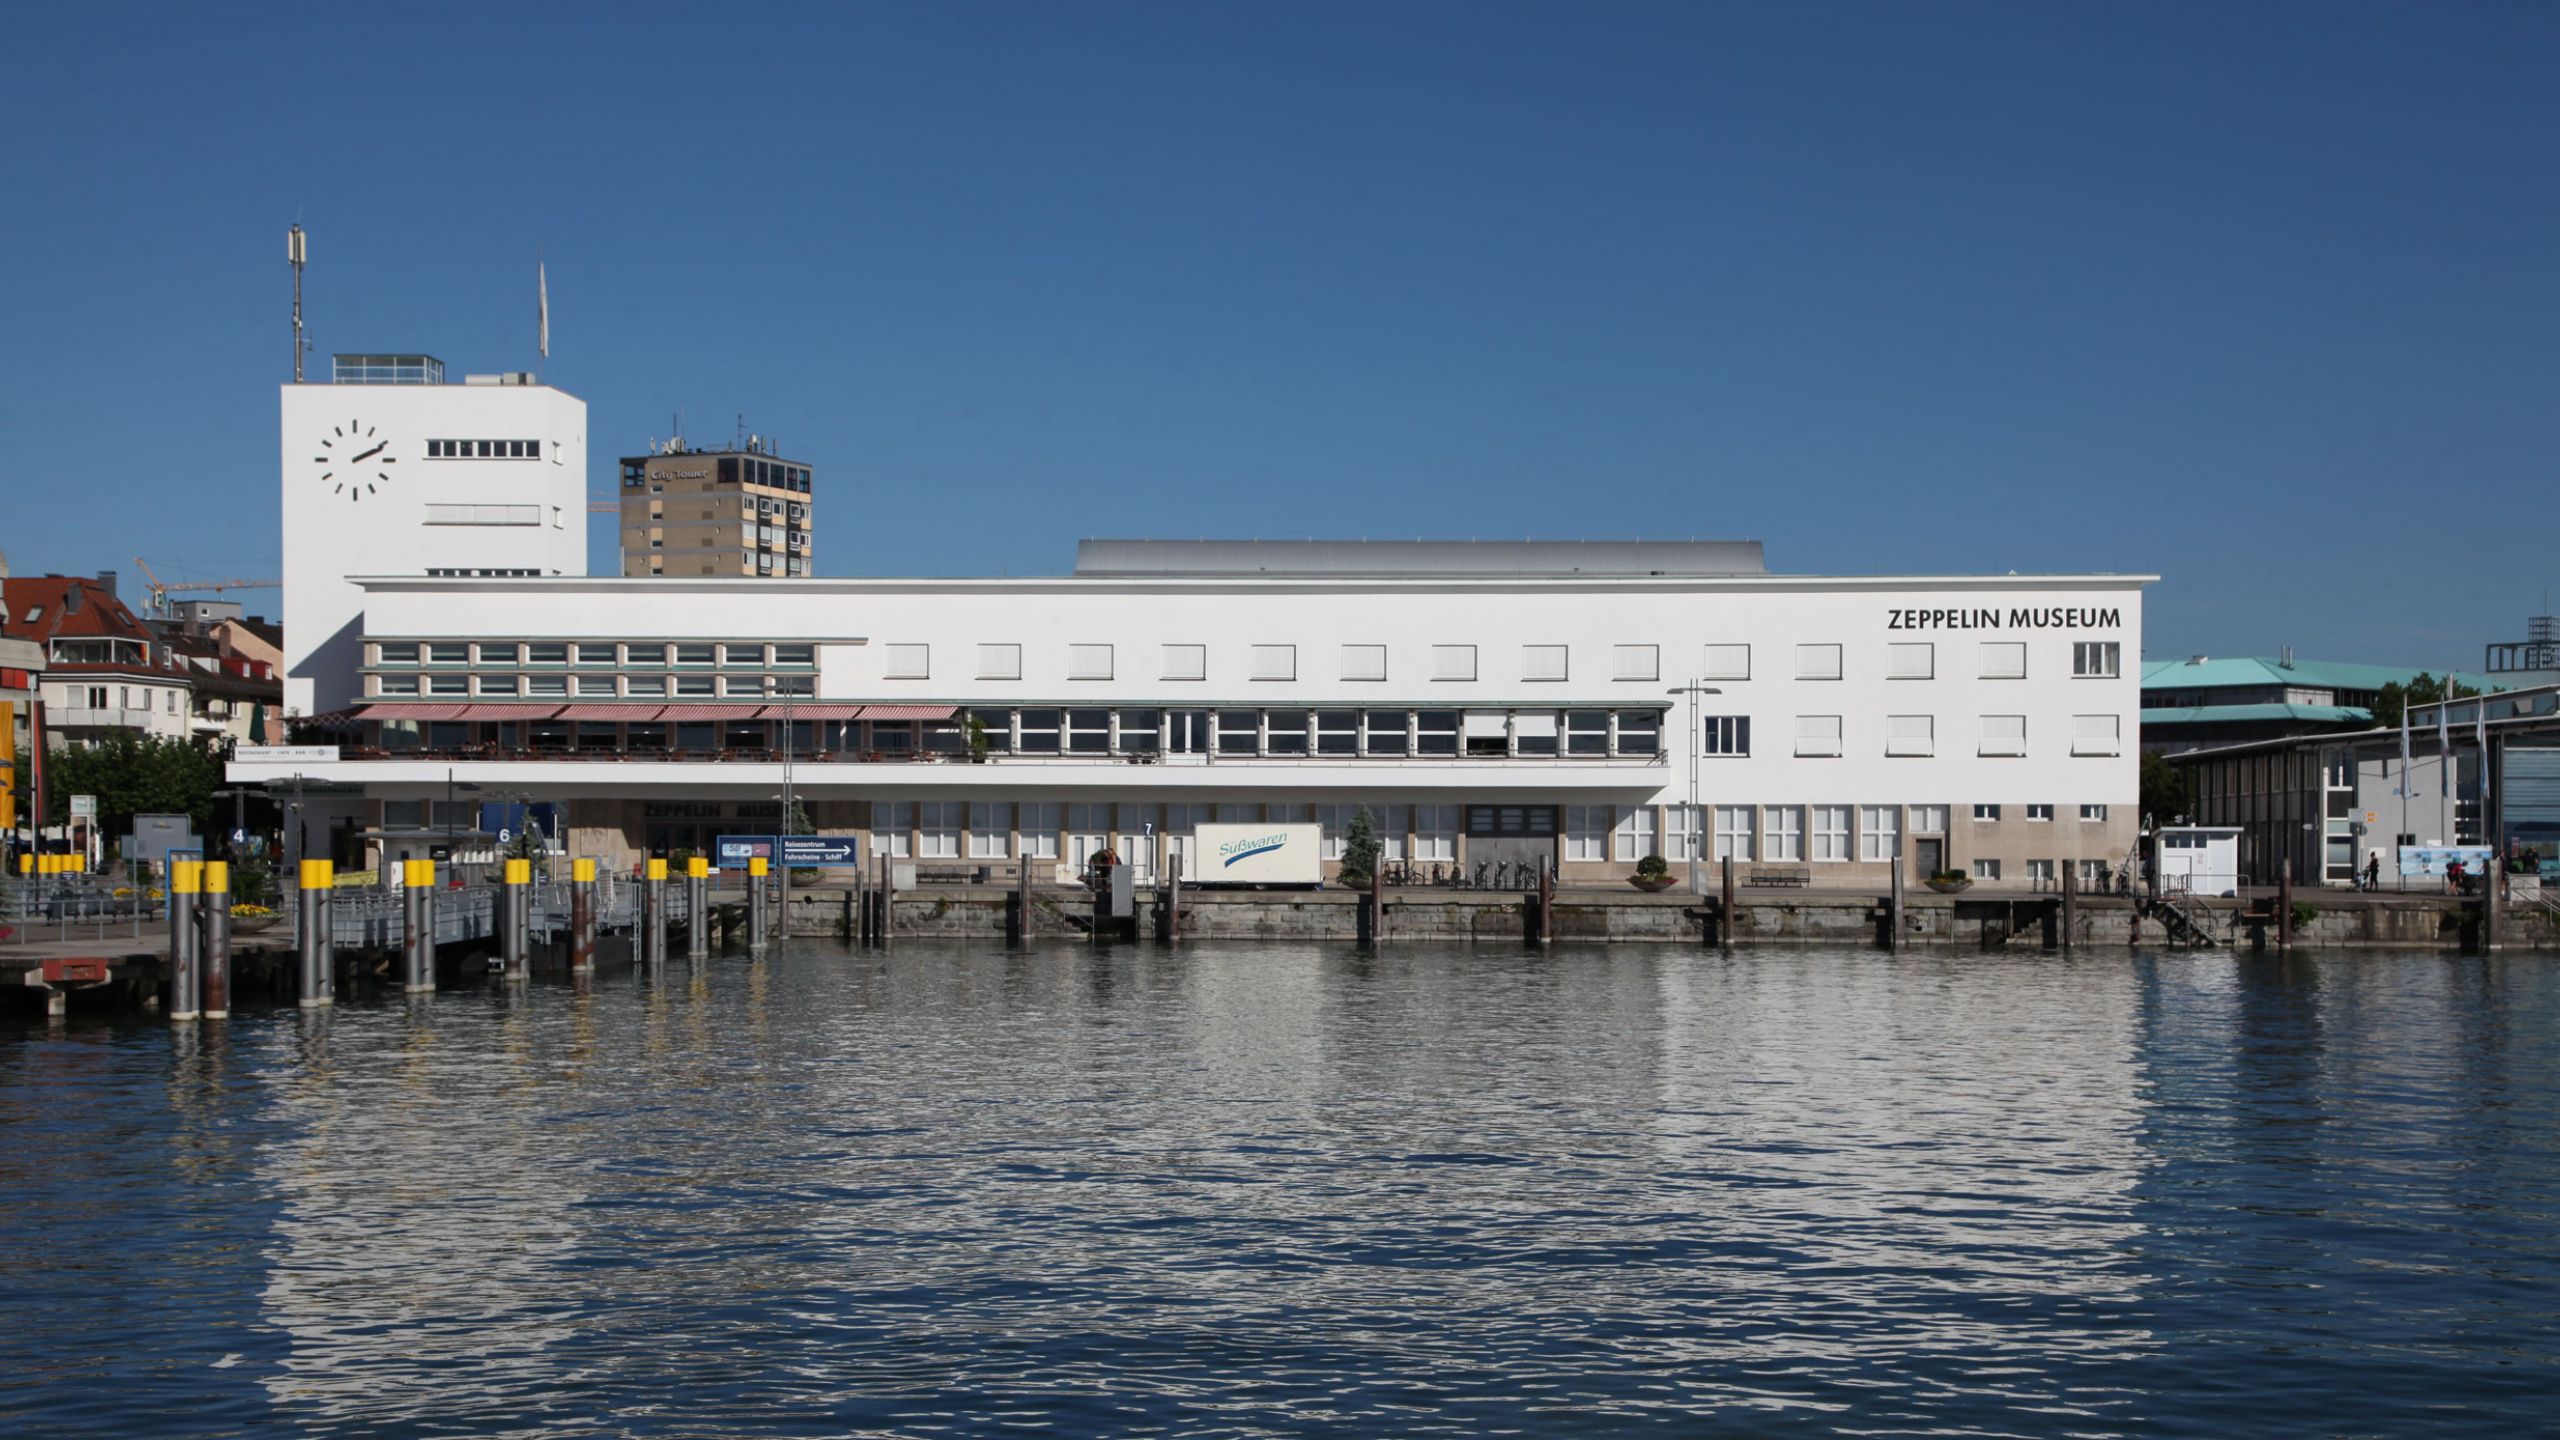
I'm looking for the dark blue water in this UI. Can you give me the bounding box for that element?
[4,943,2556,1437]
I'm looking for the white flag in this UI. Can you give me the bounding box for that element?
[2399,703,2412,794]
[2438,694,2452,797]
[538,259,550,359]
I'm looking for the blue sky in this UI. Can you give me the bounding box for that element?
[4,2,2553,669]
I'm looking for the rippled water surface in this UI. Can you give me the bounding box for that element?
[5,942,2558,1437]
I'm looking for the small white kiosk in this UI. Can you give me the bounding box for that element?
[2155,826,2241,898]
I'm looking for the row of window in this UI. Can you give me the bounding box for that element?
[426,439,542,460]
[424,568,543,578]
[880,640,2126,684]
[376,672,820,698]
[1706,712,2124,758]
[374,641,818,667]
[852,801,2117,868]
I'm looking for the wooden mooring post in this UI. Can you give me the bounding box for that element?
[1888,862,1905,954]
[2061,864,2077,951]
[1720,856,1736,949]
[201,861,231,1021]
[569,859,596,973]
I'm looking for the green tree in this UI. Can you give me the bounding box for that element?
[2140,750,2191,827]
[2371,672,2478,730]
[15,733,227,840]
[1339,806,1380,888]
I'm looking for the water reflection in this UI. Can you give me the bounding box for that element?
[0,943,2554,1438]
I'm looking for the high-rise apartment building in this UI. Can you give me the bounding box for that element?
[617,442,813,578]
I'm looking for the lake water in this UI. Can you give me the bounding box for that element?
[4,942,2556,1437]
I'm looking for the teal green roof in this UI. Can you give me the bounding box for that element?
[2141,657,2496,693]
[2142,703,2372,727]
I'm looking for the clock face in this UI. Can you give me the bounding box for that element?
[312,419,397,501]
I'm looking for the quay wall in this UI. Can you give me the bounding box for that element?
[774,887,2560,950]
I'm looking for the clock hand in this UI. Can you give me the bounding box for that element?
[348,442,388,463]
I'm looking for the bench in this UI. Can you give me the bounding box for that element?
[1744,868,1810,889]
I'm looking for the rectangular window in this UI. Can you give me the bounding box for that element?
[917,802,962,860]
[1975,858,2003,881]
[425,643,470,666]
[1763,805,1803,862]
[1702,643,1751,681]
[1616,710,1660,756]
[624,643,670,667]
[2081,804,2109,822]
[1612,806,1656,861]
[977,643,1022,680]
[1065,803,1110,866]
[1887,642,1934,680]
[1795,714,1843,757]
[1117,709,1162,755]
[1566,711,1610,756]
[670,675,713,697]
[1564,805,1609,862]
[1372,804,1409,862]
[521,642,566,667]
[1251,645,1296,682]
[376,674,421,695]
[1415,805,1459,862]
[1714,806,1755,862]
[1341,644,1387,682]
[1812,805,1852,862]
[1017,708,1062,755]
[1364,710,1410,756]
[1980,714,2027,756]
[1266,710,1309,756]
[2079,859,2111,890]
[2027,858,2056,887]
[1659,803,1702,862]
[1521,645,1567,682]
[874,802,912,858]
[1608,643,1659,682]
[1217,709,1260,756]
[1973,803,2002,821]
[1432,645,1478,682]
[771,643,815,668]
[1066,709,1111,754]
[1911,805,1948,833]
[1317,711,1359,756]
[2072,714,2122,756]
[968,802,1012,859]
[1796,643,1842,680]
[1161,644,1207,681]
[1066,643,1113,681]
[1887,714,1935,757]
[422,503,540,526]
[884,644,929,680]
[1702,715,1751,756]
[2027,804,2054,822]
[375,642,420,665]
[1980,642,2026,679]
[476,674,522,696]
[427,674,471,695]
[1416,710,1459,756]
[2073,642,2122,679]
[1859,805,1901,862]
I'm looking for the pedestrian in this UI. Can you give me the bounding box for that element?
[2363,850,2381,893]
[2445,857,2465,895]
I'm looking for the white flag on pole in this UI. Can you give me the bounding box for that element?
[2438,694,2452,797]
[538,258,550,359]
[2399,704,2412,795]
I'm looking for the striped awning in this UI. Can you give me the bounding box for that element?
[552,704,670,722]
[459,704,564,721]
[359,702,473,721]
[855,704,961,721]
[658,703,763,722]
[758,703,865,720]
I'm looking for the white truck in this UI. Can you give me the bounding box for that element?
[1190,822,1324,887]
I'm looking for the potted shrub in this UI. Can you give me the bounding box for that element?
[1337,807,1379,891]
[1629,854,1679,892]
[1926,868,1971,894]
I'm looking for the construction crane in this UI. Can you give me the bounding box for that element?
[134,557,282,619]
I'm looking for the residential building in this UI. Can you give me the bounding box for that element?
[0,572,195,746]
[617,440,813,578]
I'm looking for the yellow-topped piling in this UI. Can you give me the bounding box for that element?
[203,861,230,894]
[172,859,204,895]
[300,859,334,890]
[572,857,596,883]
[505,857,531,886]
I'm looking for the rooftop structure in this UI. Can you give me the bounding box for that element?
[2140,653,2498,754]
[332,354,445,386]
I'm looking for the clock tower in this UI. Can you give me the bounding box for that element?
[280,355,588,715]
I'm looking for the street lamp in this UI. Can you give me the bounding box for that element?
[1664,681,1724,896]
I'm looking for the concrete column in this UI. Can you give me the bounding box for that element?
[297,859,334,1008]
[686,857,710,960]
[400,858,435,992]
[202,861,231,1020]
[569,858,596,972]
[502,858,530,981]
[746,857,769,953]
[167,857,202,1022]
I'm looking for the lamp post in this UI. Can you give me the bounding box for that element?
[1664,681,1724,896]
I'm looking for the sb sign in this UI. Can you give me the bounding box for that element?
[715,835,777,870]
[716,835,866,868]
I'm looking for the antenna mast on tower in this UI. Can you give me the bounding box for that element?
[288,224,309,383]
